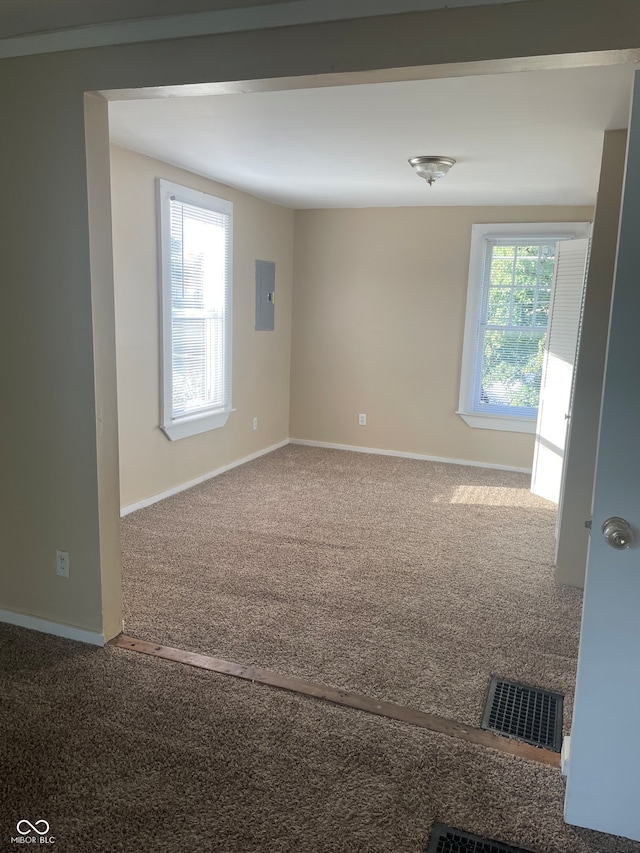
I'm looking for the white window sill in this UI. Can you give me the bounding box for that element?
[161,408,234,441]
[457,411,537,434]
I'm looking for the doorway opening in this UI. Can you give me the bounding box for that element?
[100,61,631,743]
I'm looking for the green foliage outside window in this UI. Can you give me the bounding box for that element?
[480,243,555,411]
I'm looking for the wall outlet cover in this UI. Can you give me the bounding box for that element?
[56,550,70,578]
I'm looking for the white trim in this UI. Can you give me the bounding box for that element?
[289,438,532,473]
[121,437,530,516]
[458,222,591,432]
[561,735,571,777]
[0,0,528,59]
[158,179,233,441]
[120,439,290,516]
[0,609,105,646]
[161,408,233,441]
[456,411,537,434]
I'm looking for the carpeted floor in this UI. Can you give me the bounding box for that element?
[121,445,584,730]
[2,623,640,853]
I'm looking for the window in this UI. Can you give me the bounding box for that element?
[158,180,233,441]
[458,222,590,433]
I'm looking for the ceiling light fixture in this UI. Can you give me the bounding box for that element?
[409,156,456,187]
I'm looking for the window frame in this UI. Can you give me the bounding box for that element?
[157,178,234,441]
[458,221,591,434]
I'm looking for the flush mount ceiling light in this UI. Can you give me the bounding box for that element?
[409,156,456,186]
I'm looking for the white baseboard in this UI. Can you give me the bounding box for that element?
[561,735,571,776]
[0,608,105,646]
[121,439,290,516]
[121,436,530,517]
[289,438,532,474]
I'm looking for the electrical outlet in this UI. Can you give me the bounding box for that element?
[56,550,70,578]
[253,417,258,430]
[358,413,367,426]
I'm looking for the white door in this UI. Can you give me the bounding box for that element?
[531,238,590,504]
[564,72,640,842]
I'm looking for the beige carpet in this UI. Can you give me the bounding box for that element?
[2,623,640,853]
[121,445,583,730]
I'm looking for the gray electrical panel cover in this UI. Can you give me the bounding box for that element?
[255,260,275,331]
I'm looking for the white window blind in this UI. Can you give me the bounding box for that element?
[471,238,558,418]
[158,180,233,441]
[531,237,590,504]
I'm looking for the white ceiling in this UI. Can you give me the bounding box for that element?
[108,64,635,209]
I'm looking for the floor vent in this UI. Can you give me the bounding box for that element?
[426,823,535,853]
[481,677,563,752]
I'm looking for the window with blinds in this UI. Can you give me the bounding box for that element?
[472,238,556,418]
[158,180,233,441]
[458,222,591,433]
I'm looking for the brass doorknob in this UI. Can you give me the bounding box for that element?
[601,517,633,550]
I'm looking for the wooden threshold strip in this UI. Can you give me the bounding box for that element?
[110,634,560,769]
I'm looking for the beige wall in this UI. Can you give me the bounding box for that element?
[113,140,596,511]
[290,206,593,470]
[0,80,107,635]
[113,147,593,502]
[111,145,294,509]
